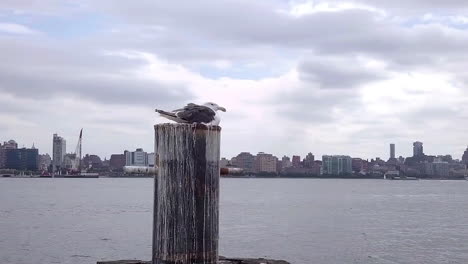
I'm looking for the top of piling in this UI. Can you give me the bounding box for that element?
[154,123,222,131]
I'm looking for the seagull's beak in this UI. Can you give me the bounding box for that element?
[218,106,227,112]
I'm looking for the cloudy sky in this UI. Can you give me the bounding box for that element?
[1,0,468,160]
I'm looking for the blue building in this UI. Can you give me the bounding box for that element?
[5,148,39,171]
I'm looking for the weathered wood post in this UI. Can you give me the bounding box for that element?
[153,124,221,264]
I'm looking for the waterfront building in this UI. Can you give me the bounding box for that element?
[63,153,78,170]
[303,153,315,168]
[38,154,52,171]
[322,155,352,175]
[413,141,424,157]
[0,140,18,168]
[281,156,292,169]
[254,152,278,173]
[463,146,468,165]
[292,155,301,168]
[52,134,66,171]
[109,154,126,171]
[125,148,149,166]
[5,148,39,171]
[231,152,255,173]
[148,153,156,167]
[424,161,450,177]
[82,154,103,169]
[352,158,368,173]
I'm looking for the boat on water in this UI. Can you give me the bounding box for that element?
[388,176,419,180]
[59,173,99,178]
[384,170,419,180]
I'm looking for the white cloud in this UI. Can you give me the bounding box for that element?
[0,23,38,34]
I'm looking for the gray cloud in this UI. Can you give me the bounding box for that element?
[0,37,193,107]
[298,59,385,89]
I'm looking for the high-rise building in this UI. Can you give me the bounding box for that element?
[322,155,352,175]
[231,152,255,173]
[125,148,149,166]
[292,155,301,168]
[413,141,424,157]
[390,144,395,159]
[462,146,468,165]
[52,134,66,171]
[254,152,278,173]
[5,148,39,171]
[281,156,291,168]
[0,140,18,168]
[303,153,315,168]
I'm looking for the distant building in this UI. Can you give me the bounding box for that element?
[232,152,255,173]
[413,141,424,157]
[82,154,103,169]
[281,156,292,169]
[463,146,468,165]
[219,158,230,168]
[390,144,396,159]
[125,148,149,166]
[398,156,405,164]
[322,155,352,175]
[0,140,18,168]
[63,153,78,170]
[254,152,278,173]
[303,153,315,168]
[292,155,301,168]
[38,154,52,171]
[52,134,66,171]
[352,158,368,173]
[5,148,39,171]
[148,153,156,167]
[424,161,450,177]
[109,154,126,171]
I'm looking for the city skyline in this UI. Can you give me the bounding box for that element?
[2,135,468,163]
[1,1,468,160]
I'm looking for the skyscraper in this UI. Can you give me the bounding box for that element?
[52,134,66,172]
[390,144,395,159]
[413,141,424,157]
[462,146,468,165]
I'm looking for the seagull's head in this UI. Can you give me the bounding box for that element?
[204,102,226,112]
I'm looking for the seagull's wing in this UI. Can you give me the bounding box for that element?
[175,104,216,123]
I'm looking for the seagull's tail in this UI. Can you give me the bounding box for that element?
[155,109,187,123]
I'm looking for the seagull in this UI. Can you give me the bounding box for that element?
[155,102,227,126]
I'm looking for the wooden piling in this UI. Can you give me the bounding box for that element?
[153,124,221,264]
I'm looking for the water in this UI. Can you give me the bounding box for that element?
[1,178,468,264]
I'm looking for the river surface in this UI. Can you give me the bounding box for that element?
[1,178,467,264]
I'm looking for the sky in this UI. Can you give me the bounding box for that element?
[1,0,468,160]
